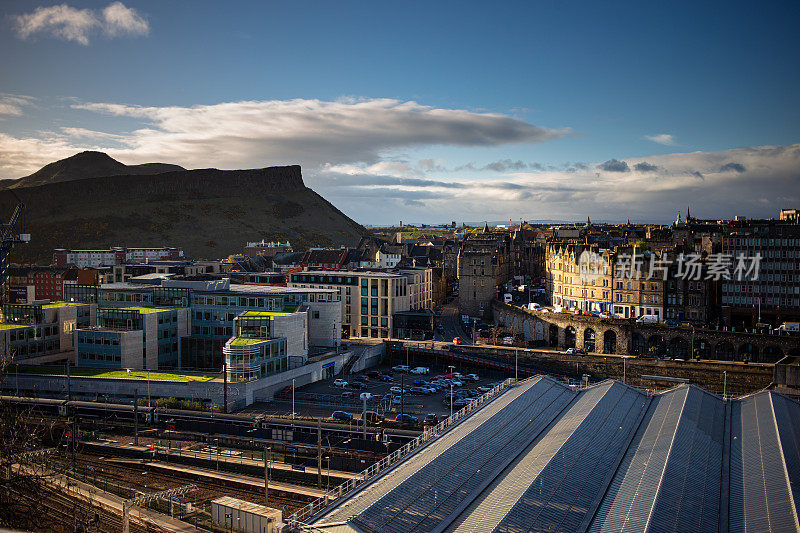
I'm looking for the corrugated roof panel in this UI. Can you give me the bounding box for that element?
[358,378,574,532]
[316,378,546,526]
[484,382,651,533]
[646,387,725,533]
[772,392,800,520]
[729,392,800,533]
[587,386,690,533]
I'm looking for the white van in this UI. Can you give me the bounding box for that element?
[636,314,660,324]
[503,293,513,304]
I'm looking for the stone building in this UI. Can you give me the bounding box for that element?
[457,225,512,318]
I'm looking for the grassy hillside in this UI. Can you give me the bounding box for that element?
[0,164,368,263]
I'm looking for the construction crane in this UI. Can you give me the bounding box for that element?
[0,190,29,305]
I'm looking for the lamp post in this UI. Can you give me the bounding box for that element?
[291,378,295,420]
[448,364,455,419]
[723,370,728,399]
[263,445,271,508]
[515,348,518,382]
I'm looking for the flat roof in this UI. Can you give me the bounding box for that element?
[0,323,32,330]
[41,302,84,309]
[228,337,268,346]
[240,310,292,318]
[121,306,180,314]
[295,270,404,278]
[212,497,281,519]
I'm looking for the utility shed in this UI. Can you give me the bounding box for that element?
[304,376,800,532]
[211,496,283,533]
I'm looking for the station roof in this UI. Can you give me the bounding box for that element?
[308,377,800,532]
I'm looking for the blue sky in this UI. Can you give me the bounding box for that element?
[1,0,798,224]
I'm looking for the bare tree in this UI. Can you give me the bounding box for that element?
[0,350,60,529]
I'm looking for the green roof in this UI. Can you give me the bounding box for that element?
[0,323,31,330]
[123,306,179,314]
[42,302,84,309]
[241,310,292,318]
[228,337,268,346]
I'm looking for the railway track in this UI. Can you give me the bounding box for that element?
[70,453,305,515]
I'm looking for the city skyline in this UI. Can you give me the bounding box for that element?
[0,1,798,224]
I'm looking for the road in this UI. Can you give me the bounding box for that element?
[435,301,473,345]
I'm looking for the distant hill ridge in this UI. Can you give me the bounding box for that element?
[0,152,367,263]
[4,151,185,189]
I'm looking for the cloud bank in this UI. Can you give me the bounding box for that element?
[0,96,795,224]
[14,2,149,45]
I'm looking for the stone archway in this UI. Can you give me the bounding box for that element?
[668,336,689,358]
[548,324,559,347]
[603,330,617,354]
[584,328,596,352]
[565,326,576,349]
[693,338,711,359]
[715,341,735,361]
[762,345,783,363]
[632,332,646,356]
[738,343,758,363]
[523,320,533,340]
[534,322,544,341]
[648,335,665,357]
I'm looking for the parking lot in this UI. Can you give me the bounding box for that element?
[253,363,507,423]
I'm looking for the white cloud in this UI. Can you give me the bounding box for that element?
[102,2,149,37]
[0,95,794,224]
[14,2,148,45]
[0,95,35,118]
[645,133,676,145]
[315,144,800,223]
[67,97,570,169]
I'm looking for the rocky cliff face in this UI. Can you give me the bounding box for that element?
[0,163,366,264]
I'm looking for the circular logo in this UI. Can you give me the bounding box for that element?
[578,250,607,283]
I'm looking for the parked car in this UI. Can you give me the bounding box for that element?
[453,398,473,408]
[333,379,348,387]
[389,386,407,394]
[331,411,353,420]
[477,386,492,393]
[392,396,404,405]
[423,413,439,425]
[392,365,411,373]
[378,374,393,382]
[466,374,480,381]
[341,391,355,399]
[410,367,429,375]
[362,411,384,424]
[366,370,381,377]
[395,414,418,423]
[410,386,431,394]
[413,379,428,386]
[348,381,366,389]
[565,348,577,355]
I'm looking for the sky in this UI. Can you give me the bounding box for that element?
[0,1,799,225]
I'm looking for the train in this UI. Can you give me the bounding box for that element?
[0,395,418,453]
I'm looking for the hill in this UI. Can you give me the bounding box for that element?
[5,151,185,189]
[0,156,368,264]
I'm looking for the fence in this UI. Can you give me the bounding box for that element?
[287,377,516,527]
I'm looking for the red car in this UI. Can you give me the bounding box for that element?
[341,391,354,398]
[453,337,461,345]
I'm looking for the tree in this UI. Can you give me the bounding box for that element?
[0,351,60,530]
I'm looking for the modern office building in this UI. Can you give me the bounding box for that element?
[721,212,800,327]
[289,270,422,339]
[0,301,96,362]
[222,311,289,382]
[76,306,189,370]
